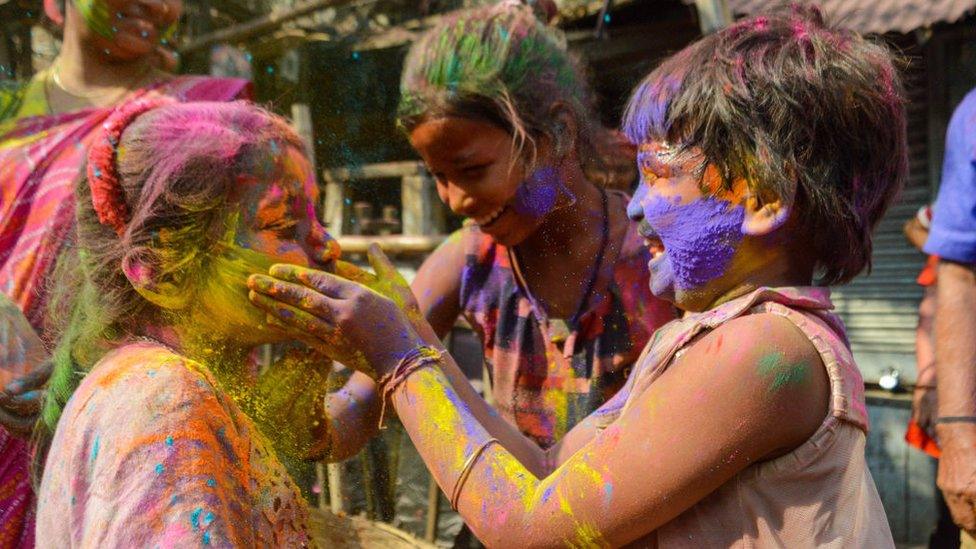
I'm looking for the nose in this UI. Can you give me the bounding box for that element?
[439,181,477,217]
[627,183,647,222]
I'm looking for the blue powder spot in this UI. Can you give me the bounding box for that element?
[165,436,173,446]
[204,512,215,525]
[278,308,294,319]
[147,370,155,377]
[540,485,555,503]
[71,496,76,505]
[603,482,613,504]
[245,52,253,62]
[266,65,275,74]
[93,167,102,178]
[191,507,203,530]
[202,531,211,545]
[352,51,361,60]
[90,436,100,462]
[344,198,352,205]
[155,463,165,474]
[141,30,149,38]
[171,495,178,505]
[604,13,611,23]
[207,478,216,487]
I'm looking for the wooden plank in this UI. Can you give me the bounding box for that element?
[324,161,425,183]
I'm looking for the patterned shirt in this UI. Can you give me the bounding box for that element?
[36,343,314,548]
[458,190,674,448]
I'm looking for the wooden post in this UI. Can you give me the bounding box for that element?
[401,169,443,236]
[291,103,317,166]
[424,475,440,542]
[327,463,344,514]
[693,0,732,34]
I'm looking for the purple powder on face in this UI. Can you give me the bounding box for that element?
[511,166,574,220]
[639,194,745,291]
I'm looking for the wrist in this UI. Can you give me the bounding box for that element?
[936,422,976,446]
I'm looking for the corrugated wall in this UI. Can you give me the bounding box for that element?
[830,37,930,383]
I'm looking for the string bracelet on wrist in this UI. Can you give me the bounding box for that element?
[935,416,976,425]
[450,438,500,511]
[376,345,442,428]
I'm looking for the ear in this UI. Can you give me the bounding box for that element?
[741,192,792,236]
[547,103,579,160]
[121,250,193,310]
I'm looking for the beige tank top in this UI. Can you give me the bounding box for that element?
[593,287,894,548]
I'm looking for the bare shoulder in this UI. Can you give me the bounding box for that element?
[666,312,830,457]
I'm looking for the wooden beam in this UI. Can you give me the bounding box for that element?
[323,161,425,182]
[336,234,446,256]
[179,0,355,54]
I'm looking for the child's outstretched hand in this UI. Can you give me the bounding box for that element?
[247,245,427,380]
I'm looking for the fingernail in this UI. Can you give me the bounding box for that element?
[249,276,273,291]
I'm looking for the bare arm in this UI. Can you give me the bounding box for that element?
[250,261,829,546]
[904,217,930,251]
[411,232,466,340]
[934,260,976,534]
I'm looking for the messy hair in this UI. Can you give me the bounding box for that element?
[397,2,623,183]
[34,101,304,479]
[623,4,908,285]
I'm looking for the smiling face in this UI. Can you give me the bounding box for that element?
[408,116,574,247]
[194,145,340,346]
[69,0,182,61]
[627,141,749,311]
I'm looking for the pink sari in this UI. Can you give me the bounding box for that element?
[0,73,250,548]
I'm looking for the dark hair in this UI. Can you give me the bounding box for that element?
[34,101,304,481]
[623,4,908,285]
[397,2,630,185]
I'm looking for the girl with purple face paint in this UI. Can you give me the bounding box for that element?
[251,5,908,546]
[398,1,674,454]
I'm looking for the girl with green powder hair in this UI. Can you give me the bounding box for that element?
[401,0,674,464]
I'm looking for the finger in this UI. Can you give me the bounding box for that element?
[268,264,359,300]
[248,275,339,320]
[367,244,408,286]
[249,290,336,339]
[335,260,377,286]
[0,390,43,417]
[5,360,53,395]
[0,407,37,438]
[946,494,976,532]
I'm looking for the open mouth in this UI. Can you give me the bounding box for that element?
[474,205,508,228]
[639,222,666,260]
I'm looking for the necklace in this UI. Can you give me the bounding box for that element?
[510,187,611,356]
[48,60,153,105]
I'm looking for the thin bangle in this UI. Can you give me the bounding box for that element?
[935,416,976,424]
[450,438,500,511]
[914,385,937,390]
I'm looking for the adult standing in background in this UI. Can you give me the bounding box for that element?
[924,87,976,544]
[0,1,250,544]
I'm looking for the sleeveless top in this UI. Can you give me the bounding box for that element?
[594,286,893,547]
[37,343,314,547]
[458,190,675,449]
